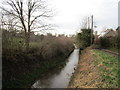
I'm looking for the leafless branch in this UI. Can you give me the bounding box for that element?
[0,0,53,49]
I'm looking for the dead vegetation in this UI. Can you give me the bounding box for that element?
[68,47,102,88]
[2,31,74,88]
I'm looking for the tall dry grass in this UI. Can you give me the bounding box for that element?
[2,31,74,88]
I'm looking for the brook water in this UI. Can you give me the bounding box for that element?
[32,49,79,88]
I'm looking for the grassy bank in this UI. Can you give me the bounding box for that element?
[68,47,118,88]
[93,49,118,88]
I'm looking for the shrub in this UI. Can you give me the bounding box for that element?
[2,31,74,88]
[75,29,94,49]
[41,36,74,60]
[99,37,110,48]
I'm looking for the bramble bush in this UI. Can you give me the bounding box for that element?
[2,30,74,88]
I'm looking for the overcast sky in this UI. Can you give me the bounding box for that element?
[0,0,119,35]
[46,0,119,35]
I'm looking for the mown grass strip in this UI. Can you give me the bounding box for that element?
[93,49,118,88]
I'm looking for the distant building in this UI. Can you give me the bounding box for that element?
[99,29,117,38]
[116,26,120,36]
[104,29,116,38]
[116,26,120,31]
[94,31,100,44]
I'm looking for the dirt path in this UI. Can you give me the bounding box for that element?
[68,47,102,88]
[101,49,119,56]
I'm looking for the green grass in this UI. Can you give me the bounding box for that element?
[3,37,41,50]
[93,49,118,88]
[3,37,25,50]
[29,42,42,48]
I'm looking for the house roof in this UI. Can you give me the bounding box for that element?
[116,26,120,31]
[99,29,117,38]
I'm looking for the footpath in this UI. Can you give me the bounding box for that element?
[101,49,119,56]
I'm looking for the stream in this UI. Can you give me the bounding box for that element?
[32,49,79,88]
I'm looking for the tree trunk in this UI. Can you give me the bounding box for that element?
[25,32,30,51]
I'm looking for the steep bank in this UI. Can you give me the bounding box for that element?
[3,49,74,88]
[68,47,118,88]
[2,35,75,88]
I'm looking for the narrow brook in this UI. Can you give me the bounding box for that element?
[32,49,79,88]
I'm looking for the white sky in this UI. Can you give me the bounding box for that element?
[46,0,119,35]
[0,0,119,35]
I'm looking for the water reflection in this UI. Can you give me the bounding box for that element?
[32,49,79,88]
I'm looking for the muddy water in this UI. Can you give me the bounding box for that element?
[32,49,79,88]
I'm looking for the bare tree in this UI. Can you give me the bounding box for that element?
[80,16,92,29]
[81,17,88,29]
[0,0,52,50]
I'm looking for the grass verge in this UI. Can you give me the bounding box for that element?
[93,49,118,88]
